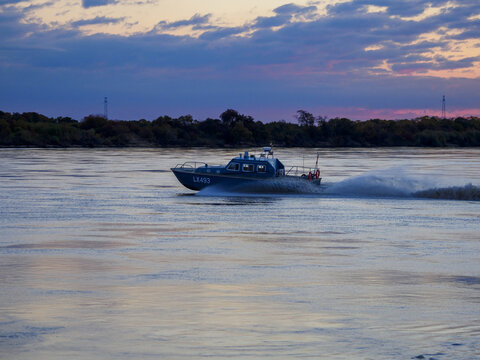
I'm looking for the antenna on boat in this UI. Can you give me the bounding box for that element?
[315,152,319,172]
[263,146,273,157]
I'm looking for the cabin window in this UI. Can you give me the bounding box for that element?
[242,163,254,172]
[257,165,266,173]
[227,162,240,171]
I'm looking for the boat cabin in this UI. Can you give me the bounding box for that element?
[225,147,285,177]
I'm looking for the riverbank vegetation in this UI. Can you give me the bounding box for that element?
[1,109,480,147]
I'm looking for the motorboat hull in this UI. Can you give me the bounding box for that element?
[171,148,322,192]
[171,168,321,191]
[171,168,261,191]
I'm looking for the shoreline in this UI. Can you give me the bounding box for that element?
[2,110,480,148]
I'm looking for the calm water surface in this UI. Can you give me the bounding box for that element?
[1,148,479,359]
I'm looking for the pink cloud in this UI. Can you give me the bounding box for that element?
[247,106,480,123]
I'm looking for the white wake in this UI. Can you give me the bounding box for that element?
[196,167,480,201]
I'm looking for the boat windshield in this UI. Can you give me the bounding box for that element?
[227,162,240,171]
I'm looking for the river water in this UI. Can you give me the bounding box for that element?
[1,148,479,359]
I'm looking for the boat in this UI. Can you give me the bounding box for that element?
[171,147,322,191]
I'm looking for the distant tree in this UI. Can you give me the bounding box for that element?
[231,122,253,144]
[296,110,315,127]
[198,118,224,146]
[220,109,241,127]
[0,118,11,144]
[220,109,254,128]
[316,115,328,126]
[178,115,194,127]
[22,112,51,123]
[80,115,108,130]
[152,115,172,126]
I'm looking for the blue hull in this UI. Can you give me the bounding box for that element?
[171,148,321,192]
[171,168,261,191]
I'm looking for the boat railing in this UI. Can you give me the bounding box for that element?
[285,165,319,177]
[174,161,223,171]
[174,161,208,171]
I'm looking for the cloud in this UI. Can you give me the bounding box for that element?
[0,8,40,43]
[3,0,479,74]
[155,13,212,31]
[274,3,317,15]
[447,20,480,40]
[0,0,24,4]
[82,0,117,9]
[72,16,125,27]
[330,0,450,18]
[379,0,446,17]
[254,3,318,28]
[254,15,290,29]
[434,56,480,70]
[199,26,247,41]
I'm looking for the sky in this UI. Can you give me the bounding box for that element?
[1,0,479,121]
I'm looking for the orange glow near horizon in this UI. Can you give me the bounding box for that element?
[312,106,480,121]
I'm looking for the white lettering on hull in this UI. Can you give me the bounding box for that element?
[193,176,211,184]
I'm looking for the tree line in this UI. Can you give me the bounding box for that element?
[1,109,480,147]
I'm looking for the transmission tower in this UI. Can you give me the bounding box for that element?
[104,97,108,119]
[442,95,446,119]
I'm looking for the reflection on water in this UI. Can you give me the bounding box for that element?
[1,240,131,249]
[1,148,480,360]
